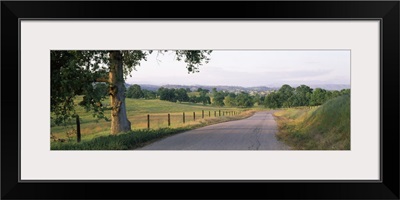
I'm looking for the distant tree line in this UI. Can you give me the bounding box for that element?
[126,84,157,99]
[211,88,256,108]
[157,87,191,103]
[126,85,213,105]
[189,88,211,105]
[264,84,350,109]
[125,84,350,109]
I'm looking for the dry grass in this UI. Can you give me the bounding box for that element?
[273,95,350,150]
[51,96,253,142]
[51,110,256,150]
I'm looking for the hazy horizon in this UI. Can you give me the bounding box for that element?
[125,82,350,88]
[126,50,350,87]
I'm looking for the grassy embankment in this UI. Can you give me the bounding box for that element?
[51,96,256,150]
[273,95,350,150]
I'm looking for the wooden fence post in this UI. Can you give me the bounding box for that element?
[147,114,150,129]
[219,110,221,116]
[76,115,81,143]
[183,112,185,124]
[202,110,204,118]
[214,111,216,117]
[168,113,171,126]
[193,112,196,121]
[209,111,210,117]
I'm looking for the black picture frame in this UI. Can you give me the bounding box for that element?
[1,1,399,199]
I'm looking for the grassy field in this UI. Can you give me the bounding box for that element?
[273,95,350,150]
[51,109,256,150]
[51,96,249,143]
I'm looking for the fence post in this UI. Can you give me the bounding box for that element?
[76,115,81,143]
[223,111,225,116]
[147,114,150,129]
[183,112,185,124]
[219,110,221,116]
[193,112,196,121]
[209,111,210,117]
[202,110,204,118]
[168,113,171,126]
[214,111,216,117]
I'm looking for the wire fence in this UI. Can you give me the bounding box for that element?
[128,110,241,130]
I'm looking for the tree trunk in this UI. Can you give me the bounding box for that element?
[109,51,131,134]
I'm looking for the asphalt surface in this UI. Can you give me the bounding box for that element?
[138,111,290,150]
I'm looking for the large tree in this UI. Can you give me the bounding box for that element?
[51,50,212,134]
[126,84,144,99]
[310,88,328,106]
[292,85,313,106]
[223,95,236,107]
[212,91,225,107]
[235,92,254,108]
[264,91,281,109]
[278,84,295,107]
[176,88,190,102]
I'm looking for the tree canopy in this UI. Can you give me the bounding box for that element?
[51,50,212,134]
[263,84,350,109]
[212,90,225,107]
[126,84,144,99]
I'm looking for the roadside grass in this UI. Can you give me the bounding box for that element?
[51,110,256,150]
[51,96,244,140]
[273,95,350,150]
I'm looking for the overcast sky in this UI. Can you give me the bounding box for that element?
[126,50,350,87]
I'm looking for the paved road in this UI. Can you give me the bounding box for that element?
[138,111,290,150]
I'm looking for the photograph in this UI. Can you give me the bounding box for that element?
[50,50,351,150]
[3,0,398,199]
